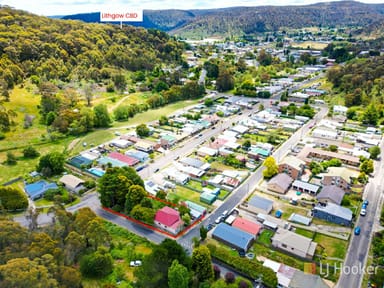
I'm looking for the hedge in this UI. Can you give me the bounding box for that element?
[207,244,277,288]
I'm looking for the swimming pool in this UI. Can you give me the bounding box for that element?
[88,168,105,177]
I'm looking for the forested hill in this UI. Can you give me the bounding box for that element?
[0,6,184,92]
[62,1,384,37]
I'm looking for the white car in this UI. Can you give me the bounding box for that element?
[130,260,142,267]
[360,209,366,216]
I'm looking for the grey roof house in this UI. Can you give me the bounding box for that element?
[313,202,353,226]
[272,228,317,259]
[267,173,293,194]
[316,185,346,205]
[241,195,273,215]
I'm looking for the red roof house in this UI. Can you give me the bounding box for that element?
[154,206,184,235]
[108,152,139,167]
[232,217,262,238]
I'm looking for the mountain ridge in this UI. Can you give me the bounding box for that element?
[60,1,384,37]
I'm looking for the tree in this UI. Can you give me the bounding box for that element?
[242,139,251,150]
[257,49,272,66]
[168,260,189,288]
[130,204,155,224]
[191,245,214,282]
[93,104,111,128]
[360,159,374,174]
[262,156,278,179]
[182,213,191,226]
[80,247,113,278]
[329,145,338,152]
[64,231,86,265]
[369,146,381,160]
[23,146,40,158]
[0,258,58,288]
[216,67,234,92]
[159,115,168,126]
[136,123,150,137]
[0,186,28,210]
[125,185,147,214]
[5,151,17,165]
[112,74,127,92]
[83,84,93,107]
[309,161,323,175]
[97,167,144,208]
[36,151,65,176]
[361,103,379,125]
[204,98,214,107]
[200,226,208,241]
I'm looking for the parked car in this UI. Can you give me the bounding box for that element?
[215,216,223,224]
[221,210,228,217]
[129,260,142,267]
[363,200,369,206]
[289,199,298,206]
[354,226,361,236]
[360,209,366,216]
[154,168,159,173]
[362,203,367,210]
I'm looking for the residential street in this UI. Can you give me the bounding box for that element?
[337,139,384,288]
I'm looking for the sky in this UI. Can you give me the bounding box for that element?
[0,0,383,16]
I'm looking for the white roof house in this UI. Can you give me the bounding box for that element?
[312,127,338,140]
[333,105,348,114]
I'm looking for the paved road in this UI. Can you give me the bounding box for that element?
[337,139,384,288]
[177,105,328,252]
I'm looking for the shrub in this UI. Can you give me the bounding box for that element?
[213,264,221,280]
[225,272,235,284]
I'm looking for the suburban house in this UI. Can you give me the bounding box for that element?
[313,203,353,226]
[316,185,346,205]
[135,141,154,153]
[292,180,320,195]
[200,191,217,205]
[163,167,190,185]
[159,134,177,149]
[322,167,359,192]
[312,127,338,140]
[24,180,59,200]
[197,146,218,157]
[297,146,360,167]
[288,92,310,102]
[59,174,85,193]
[212,223,254,252]
[110,139,133,149]
[108,152,140,167]
[267,173,294,194]
[263,259,330,288]
[125,150,149,162]
[278,156,305,180]
[179,157,211,171]
[154,206,184,235]
[232,217,262,238]
[333,105,348,115]
[241,195,274,214]
[271,228,317,259]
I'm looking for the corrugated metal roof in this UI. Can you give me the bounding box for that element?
[212,223,254,251]
[249,195,273,213]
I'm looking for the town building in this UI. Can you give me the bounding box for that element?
[154,206,184,235]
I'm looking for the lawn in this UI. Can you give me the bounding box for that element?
[290,41,329,50]
[257,230,274,246]
[294,227,315,239]
[113,100,200,128]
[68,130,115,156]
[168,185,211,208]
[313,232,348,260]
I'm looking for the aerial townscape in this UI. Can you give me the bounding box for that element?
[1,1,384,287]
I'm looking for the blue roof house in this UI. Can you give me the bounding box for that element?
[24,180,58,200]
[313,203,353,226]
[212,223,254,252]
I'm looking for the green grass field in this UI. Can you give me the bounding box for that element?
[313,233,348,260]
